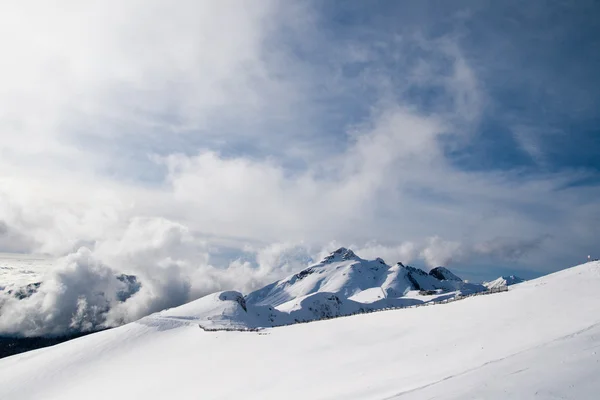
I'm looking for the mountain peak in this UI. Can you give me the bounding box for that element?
[429,267,462,282]
[322,247,359,262]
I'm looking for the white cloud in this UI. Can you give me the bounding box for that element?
[420,236,463,268]
[0,221,35,253]
[0,248,122,336]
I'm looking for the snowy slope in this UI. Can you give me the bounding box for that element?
[142,290,281,330]
[144,289,389,330]
[143,290,367,331]
[1,260,599,399]
[484,275,525,289]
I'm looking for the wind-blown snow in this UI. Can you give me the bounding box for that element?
[1,261,599,399]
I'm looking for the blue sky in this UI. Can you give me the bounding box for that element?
[319,0,600,174]
[0,0,598,287]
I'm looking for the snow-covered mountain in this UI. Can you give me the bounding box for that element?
[483,275,525,290]
[144,247,488,331]
[2,260,599,399]
[246,247,484,306]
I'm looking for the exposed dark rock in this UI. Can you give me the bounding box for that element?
[406,272,422,291]
[429,267,462,282]
[323,247,358,263]
[293,268,316,281]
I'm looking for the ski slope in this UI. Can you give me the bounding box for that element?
[1,261,599,399]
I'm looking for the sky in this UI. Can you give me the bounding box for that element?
[0,1,599,334]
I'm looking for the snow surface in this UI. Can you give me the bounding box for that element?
[1,260,600,399]
[484,274,525,289]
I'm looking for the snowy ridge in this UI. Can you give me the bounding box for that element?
[140,291,278,331]
[148,285,507,333]
[2,261,600,399]
[483,275,525,290]
[246,247,485,306]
